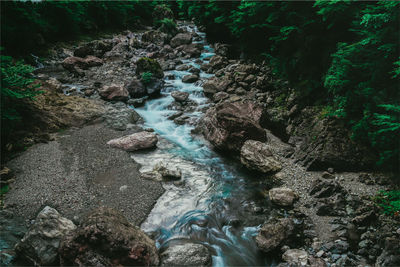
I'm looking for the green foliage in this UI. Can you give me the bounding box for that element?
[1,53,41,125]
[141,72,153,85]
[1,1,156,55]
[178,1,399,170]
[0,185,9,196]
[374,190,400,216]
[156,18,178,36]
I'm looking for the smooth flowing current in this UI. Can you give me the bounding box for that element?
[132,25,270,266]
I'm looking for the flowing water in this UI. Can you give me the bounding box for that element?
[132,25,271,266]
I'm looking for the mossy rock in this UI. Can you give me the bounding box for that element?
[136,57,164,79]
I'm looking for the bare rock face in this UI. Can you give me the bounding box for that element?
[200,101,266,153]
[160,243,212,266]
[255,218,295,253]
[59,207,159,266]
[15,206,76,266]
[269,187,298,207]
[170,32,192,48]
[240,140,282,173]
[99,84,129,102]
[107,131,158,151]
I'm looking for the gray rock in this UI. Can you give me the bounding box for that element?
[99,84,129,102]
[171,91,189,102]
[182,74,199,83]
[153,162,182,180]
[282,249,308,266]
[161,243,211,266]
[15,206,76,266]
[240,140,282,173]
[269,187,298,207]
[170,32,192,48]
[107,131,158,151]
[256,218,294,253]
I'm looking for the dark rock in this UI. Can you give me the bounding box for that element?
[59,207,159,266]
[141,30,167,45]
[182,74,199,83]
[315,194,346,216]
[171,91,189,103]
[322,171,334,179]
[199,101,266,153]
[145,78,164,97]
[136,57,164,79]
[376,237,400,267]
[256,218,295,253]
[310,178,343,198]
[126,78,146,98]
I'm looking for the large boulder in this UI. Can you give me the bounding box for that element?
[136,57,164,79]
[255,218,295,253]
[160,243,211,266]
[141,30,167,45]
[170,32,192,48]
[59,207,159,266]
[15,206,76,266]
[269,187,298,207]
[171,91,189,103]
[200,101,266,153]
[99,84,129,102]
[126,79,146,98]
[181,43,202,58]
[145,78,164,97]
[240,140,282,173]
[107,131,158,151]
[153,162,181,180]
[209,55,228,70]
[203,77,232,97]
[182,74,199,83]
[74,40,113,58]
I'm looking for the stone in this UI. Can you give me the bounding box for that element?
[309,178,343,198]
[322,171,334,179]
[255,218,294,253]
[126,79,146,98]
[181,43,202,58]
[269,187,298,207]
[200,101,266,153]
[59,207,159,266]
[213,92,229,102]
[171,91,189,102]
[99,84,129,102]
[107,131,158,151]
[182,74,199,83]
[141,30,167,45]
[15,206,76,266]
[136,57,164,79]
[240,140,282,173]
[160,243,211,266]
[153,162,181,180]
[170,32,192,48]
[282,249,308,266]
[145,78,164,97]
[209,55,227,69]
[376,237,400,267]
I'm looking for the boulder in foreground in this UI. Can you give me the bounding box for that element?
[107,131,158,151]
[59,207,159,266]
[15,206,76,266]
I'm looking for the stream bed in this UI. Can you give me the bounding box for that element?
[132,24,271,267]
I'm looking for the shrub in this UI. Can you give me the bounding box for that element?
[141,71,153,85]
[374,190,400,217]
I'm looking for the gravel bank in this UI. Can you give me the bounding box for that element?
[5,123,164,225]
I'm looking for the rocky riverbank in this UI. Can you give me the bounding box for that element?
[1,19,399,267]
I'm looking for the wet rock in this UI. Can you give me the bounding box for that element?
[269,187,298,207]
[200,101,266,153]
[256,218,295,253]
[181,43,202,58]
[168,111,184,120]
[176,64,190,71]
[59,207,159,266]
[182,74,199,83]
[240,140,282,173]
[153,162,182,180]
[136,57,164,79]
[209,55,228,70]
[282,249,308,266]
[174,115,190,125]
[15,206,76,266]
[171,91,189,102]
[126,78,146,98]
[107,131,158,151]
[170,32,192,48]
[127,96,148,108]
[99,84,129,102]
[160,243,211,266]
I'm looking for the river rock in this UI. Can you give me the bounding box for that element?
[59,207,159,266]
[181,43,202,58]
[141,30,167,45]
[160,243,211,266]
[171,91,189,102]
[126,78,146,98]
[255,218,294,253]
[209,55,228,70]
[153,162,182,180]
[136,57,164,79]
[269,187,298,207]
[376,237,400,267]
[107,131,158,151]
[99,84,129,102]
[282,249,309,266]
[182,74,199,83]
[200,101,266,153]
[240,140,282,173]
[170,32,192,48]
[15,206,76,266]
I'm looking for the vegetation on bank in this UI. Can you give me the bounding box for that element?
[0,1,399,171]
[176,1,400,170]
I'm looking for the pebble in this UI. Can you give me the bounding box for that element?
[119,185,128,192]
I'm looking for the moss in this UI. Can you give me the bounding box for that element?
[136,57,163,79]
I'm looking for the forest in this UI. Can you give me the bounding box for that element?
[2,0,399,170]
